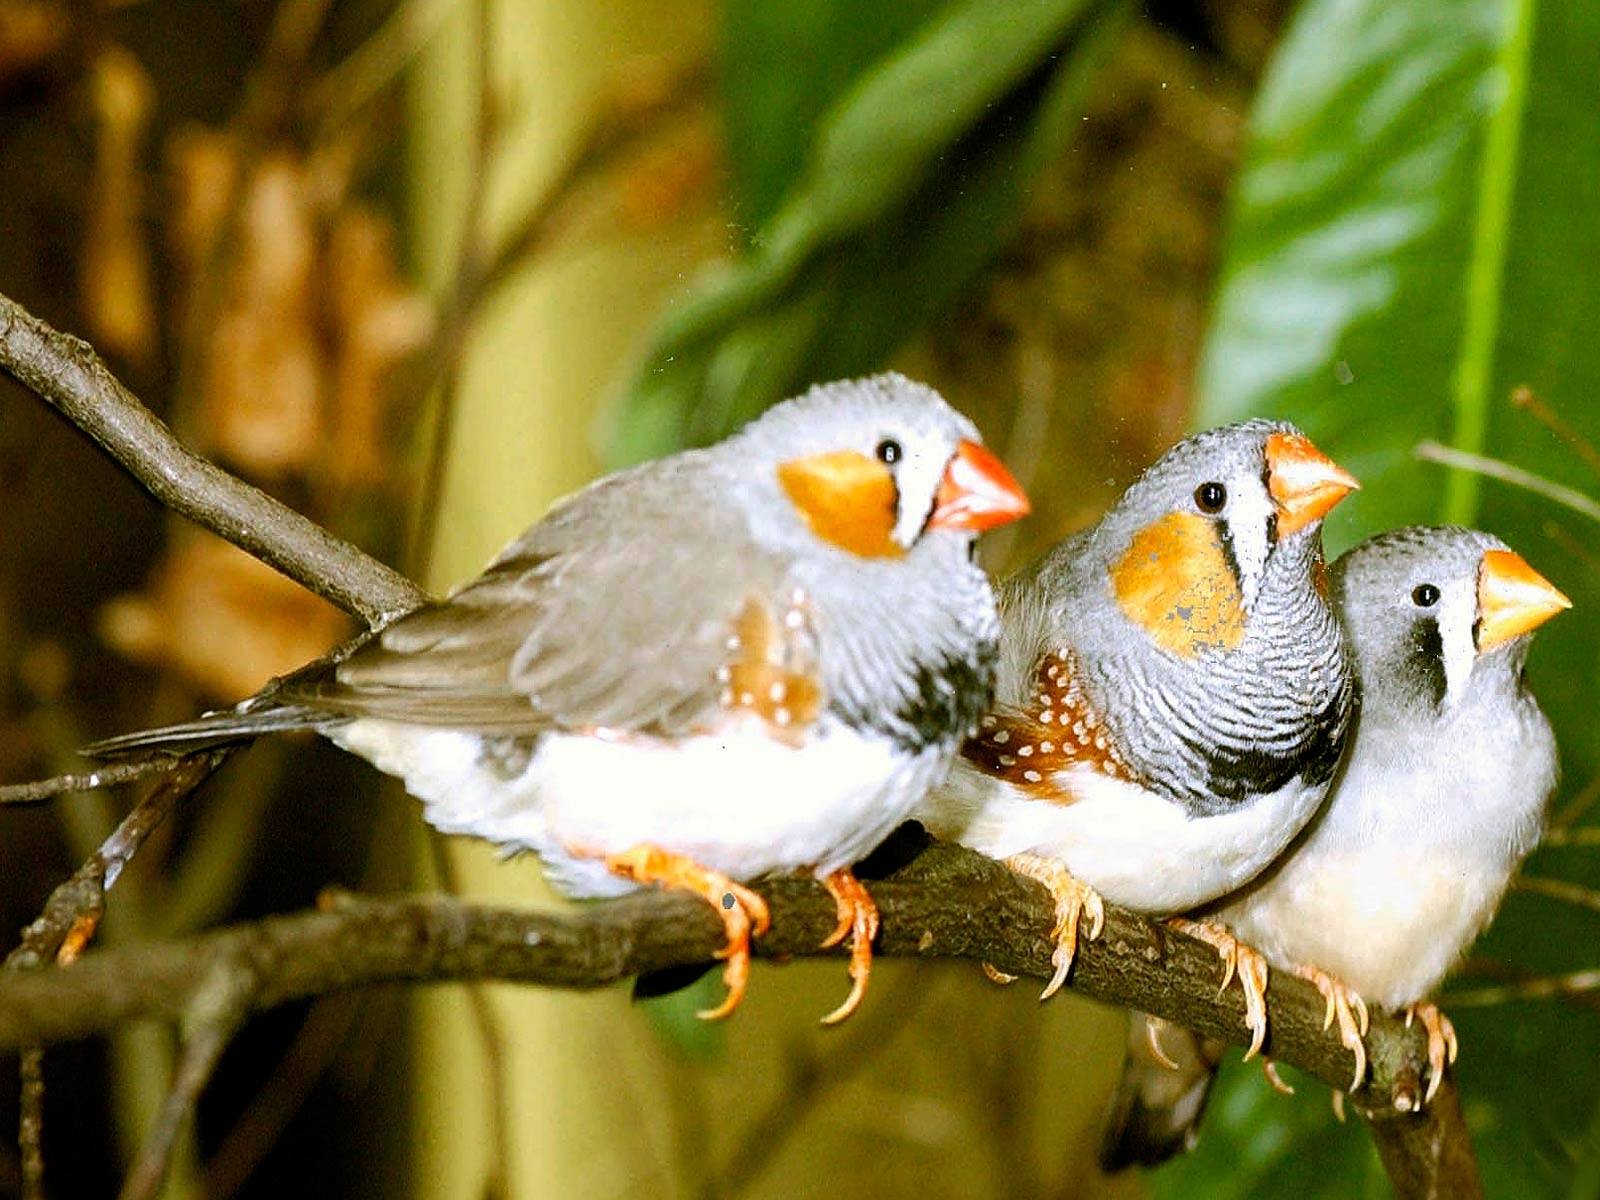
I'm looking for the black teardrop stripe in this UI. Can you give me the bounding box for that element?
[838,642,999,757]
[1405,616,1448,710]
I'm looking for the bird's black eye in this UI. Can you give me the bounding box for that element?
[875,438,903,465]
[1412,583,1441,608]
[1194,481,1227,513]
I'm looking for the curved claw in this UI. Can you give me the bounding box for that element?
[1297,965,1369,1092]
[818,869,880,1025]
[603,845,769,1020]
[1169,918,1271,1060]
[1144,1015,1181,1071]
[1004,853,1105,1000]
[981,962,1019,985]
[1407,1001,1458,1104]
[1261,1058,1295,1096]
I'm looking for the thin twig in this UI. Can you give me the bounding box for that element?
[4,753,229,972]
[18,1049,43,1200]
[307,0,460,143]
[403,55,711,452]
[1515,874,1600,913]
[1547,772,1600,833]
[119,961,255,1200]
[1511,385,1600,478]
[0,758,181,804]
[6,754,224,1197]
[1538,825,1600,848]
[238,0,336,137]
[1446,969,1600,1008]
[0,292,427,625]
[201,991,365,1200]
[1415,439,1600,524]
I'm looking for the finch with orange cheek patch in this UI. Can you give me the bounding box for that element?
[86,373,1029,1024]
[917,420,1357,1053]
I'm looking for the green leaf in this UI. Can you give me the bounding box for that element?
[1183,0,1600,1195]
[721,0,947,231]
[606,0,1128,466]
[1152,1059,1387,1200]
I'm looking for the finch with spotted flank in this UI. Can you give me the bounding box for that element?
[916,420,1358,1046]
[86,373,1029,1023]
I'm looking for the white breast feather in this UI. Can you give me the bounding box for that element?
[333,715,946,898]
[922,758,1326,913]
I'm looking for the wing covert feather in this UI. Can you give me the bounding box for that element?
[283,463,791,734]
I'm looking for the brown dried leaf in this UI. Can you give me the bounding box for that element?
[99,532,350,702]
[165,125,241,326]
[200,153,322,476]
[0,0,68,83]
[80,45,158,369]
[323,205,434,487]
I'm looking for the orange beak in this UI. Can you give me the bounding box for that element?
[929,440,1030,532]
[1477,549,1570,650]
[1265,431,1360,537]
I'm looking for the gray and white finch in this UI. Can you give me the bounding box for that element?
[916,420,1358,1026]
[87,373,1030,1022]
[1100,525,1569,1171]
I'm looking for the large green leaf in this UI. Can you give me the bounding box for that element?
[605,0,1127,466]
[1170,0,1600,1195]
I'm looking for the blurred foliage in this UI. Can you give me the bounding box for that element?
[1170,0,1600,1195]
[605,0,1130,467]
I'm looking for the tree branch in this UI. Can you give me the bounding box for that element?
[0,292,426,627]
[0,842,1475,1176]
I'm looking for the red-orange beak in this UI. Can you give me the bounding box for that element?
[1477,548,1570,650]
[1265,431,1360,537]
[929,440,1030,532]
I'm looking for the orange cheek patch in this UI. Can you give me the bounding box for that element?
[716,595,823,744]
[962,649,1136,802]
[1111,511,1245,658]
[778,451,903,559]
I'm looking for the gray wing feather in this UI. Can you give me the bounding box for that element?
[82,702,330,757]
[283,459,788,735]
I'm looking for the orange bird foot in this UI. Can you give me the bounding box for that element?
[605,845,771,1021]
[1294,964,1370,1092]
[1405,1000,1458,1105]
[817,868,881,1025]
[1004,853,1105,1000]
[1168,918,1271,1061]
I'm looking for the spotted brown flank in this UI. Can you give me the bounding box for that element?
[963,648,1135,799]
[1111,511,1245,658]
[715,593,823,742]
